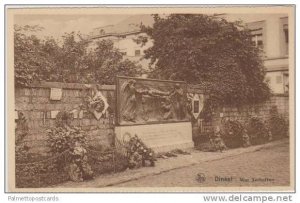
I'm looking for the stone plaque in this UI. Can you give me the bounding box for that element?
[115,122,194,153]
[50,88,62,101]
[116,76,190,125]
[50,110,60,119]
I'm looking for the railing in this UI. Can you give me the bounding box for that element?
[15,138,129,188]
[16,149,71,188]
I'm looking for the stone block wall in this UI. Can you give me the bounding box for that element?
[214,95,289,124]
[15,81,289,154]
[187,85,289,136]
[15,82,116,155]
[197,95,289,136]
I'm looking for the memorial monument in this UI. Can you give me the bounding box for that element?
[115,76,194,152]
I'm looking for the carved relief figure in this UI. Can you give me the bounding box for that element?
[161,97,173,120]
[119,78,189,124]
[121,80,147,122]
[169,84,186,120]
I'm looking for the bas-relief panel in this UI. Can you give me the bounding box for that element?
[116,77,190,125]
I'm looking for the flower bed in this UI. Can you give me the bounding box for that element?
[246,117,269,145]
[221,120,245,149]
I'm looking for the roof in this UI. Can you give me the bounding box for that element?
[89,30,142,40]
[89,14,154,40]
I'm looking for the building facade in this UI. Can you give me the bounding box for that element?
[220,14,290,94]
[88,31,153,76]
[88,14,290,94]
[87,15,154,75]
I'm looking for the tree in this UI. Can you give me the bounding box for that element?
[51,32,90,83]
[14,25,142,86]
[14,25,55,87]
[138,14,270,106]
[81,39,142,84]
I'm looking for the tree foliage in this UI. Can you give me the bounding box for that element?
[139,14,270,106]
[14,25,50,86]
[14,25,142,87]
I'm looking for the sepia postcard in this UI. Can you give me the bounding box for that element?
[5,5,295,192]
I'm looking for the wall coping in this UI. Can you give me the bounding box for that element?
[28,81,115,90]
[271,93,289,97]
[21,82,289,98]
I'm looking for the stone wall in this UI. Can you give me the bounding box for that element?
[214,94,288,125]
[191,94,289,136]
[15,81,289,154]
[15,82,115,155]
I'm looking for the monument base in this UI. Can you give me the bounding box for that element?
[115,122,194,153]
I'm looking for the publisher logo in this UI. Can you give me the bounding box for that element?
[196,173,206,183]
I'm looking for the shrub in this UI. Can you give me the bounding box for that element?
[246,117,269,145]
[194,131,214,151]
[15,112,30,163]
[15,156,71,188]
[15,144,30,163]
[268,106,289,140]
[86,148,129,176]
[221,119,245,148]
[46,126,87,155]
[46,111,95,182]
[211,128,227,152]
[112,152,129,172]
[55,110,74,128]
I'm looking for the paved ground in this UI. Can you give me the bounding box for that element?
[115,140,290,187]
[55,138,290,188]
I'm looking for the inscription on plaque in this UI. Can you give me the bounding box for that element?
[115,122,194,152]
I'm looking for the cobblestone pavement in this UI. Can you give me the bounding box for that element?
[114,141,290,187]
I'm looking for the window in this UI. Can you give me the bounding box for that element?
[281,17,289,56]
[251,28,264,49]
[135,50,141,56]
[283,73,289,94]
[283,24,289,55]
[246,21,265,51]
